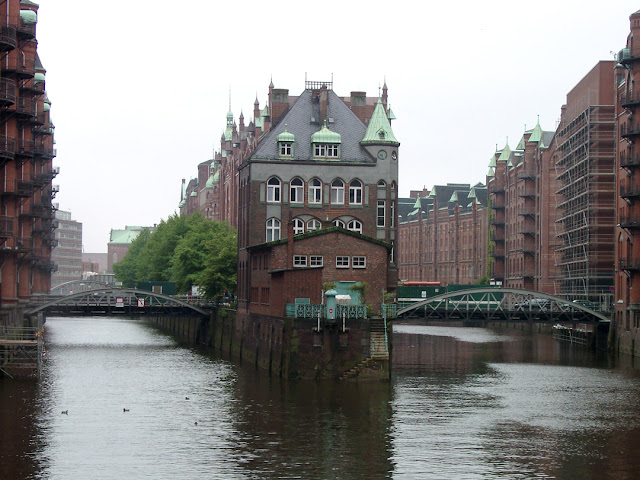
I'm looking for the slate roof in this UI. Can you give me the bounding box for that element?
[250,89,375,163]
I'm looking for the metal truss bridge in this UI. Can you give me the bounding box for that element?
[397,288,611,324]
[26,288,212,318]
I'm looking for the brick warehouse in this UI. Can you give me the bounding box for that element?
[0,0,57,324]
[615,9,640,356]
[397,183,488,285]
[236,79,399,317]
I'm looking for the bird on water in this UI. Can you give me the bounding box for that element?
[61,410,68,415]
[123,408,129,412]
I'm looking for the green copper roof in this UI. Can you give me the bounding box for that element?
[528,120,543,143]
[277,127,295,143]
[311,123,341,144]
[468,187,477,199]
[413,196,421,208]
[488,155,496,168]
[497,143,511,162]
[487,167,495,177]
[34,72,45,83]
[388,107,396,120]
[517,135,526,150]
[20,10,37,24]
[450,192,458,202]
[224,125,233,141]
[361,98,399,146]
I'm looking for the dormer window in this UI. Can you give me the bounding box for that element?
[311,122,341,160]
[277,126,295,158]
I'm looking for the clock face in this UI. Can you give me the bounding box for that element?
[377,150,387,160]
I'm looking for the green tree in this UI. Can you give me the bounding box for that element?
[136,214,191,281]
[112,228,151,287]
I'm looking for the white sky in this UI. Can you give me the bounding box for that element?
[34,1,638,253]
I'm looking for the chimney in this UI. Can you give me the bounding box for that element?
[319,86,328,125]
[271,88,289,126]
[350,91,367,123]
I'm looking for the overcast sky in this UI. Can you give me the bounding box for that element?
[35,1,638,253]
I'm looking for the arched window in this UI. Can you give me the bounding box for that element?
[347,220,362,233]
[309,178,322,204]
[266,218,281,241]
[267,177,281,203]
[307,219,321,231]
[331,179,344,205]
[290,177,304,204]
[349,179,362,205]
[293,218,305,235]
[377,180,386,188]
[333,219,345,228]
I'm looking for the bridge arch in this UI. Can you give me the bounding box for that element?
[397,287,611,324]
[27,288,210,317]
[50,280,111,296]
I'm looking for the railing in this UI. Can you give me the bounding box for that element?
[621,122,640,138]
[0,25,17,50]
[620,151,640,168]
[336,304,367,319]
[16,139,35,156]
[621,185,640,198]
[517,169,536,180]
[381,303,396,319]
[288,303,324,319]
[1,56,35,77]
[0,215,13,236]
[620,216,640,228]
[519,187,536,197]
[0,135,16,159]
[621,91,640,108]
[619,258,640,271]
[1,179,32,196]
[0,78,16,104]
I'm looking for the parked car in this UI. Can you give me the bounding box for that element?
[519,299,551,310]
[571,299,597,310]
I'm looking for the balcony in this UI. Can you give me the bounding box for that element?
[32,115,54,135]
[15,14,36,40]
[522,270,536,278]
[33,143,56,158]
[1,56,35,78]
[518,187,536,198]
[619,47,640,66]
[0,216,13,238]
[519,226,536,236]
[0,25,17,52]
[20,77,45,95]
[15,139,35,158]
[517,169,536,180]
[1,179,32,197]
[20,203,54,219]
[518,206,535,217]
[620,258,640,271]
[621,91,640,108]
[14,97,36,119]
[490,217,505,226]
[620,185,640,199]
[0,136,16,161]
[621,122,640,139]
[620,216,640,229]
[32,168,59,187]
[621,151,640,169]
[493,246,505,258]
[0,78,17,106]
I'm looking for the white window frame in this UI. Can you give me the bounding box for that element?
[309,178,322,204]
[290,177,304,204]
[279,142,292,157]
[310,255,323,267]
[347,220,362,234]
[293,255,307,267]
[377,200,386,227]
[267,177,281,203]
[333,219,345,228]
[336,255,350,268]
[331,179,344,205]
[293,218,305,235]
[349,179,362,205]
[314,143,340,158]
[352,256,366,268]
[307,219,321,231]
[266,218,281,242]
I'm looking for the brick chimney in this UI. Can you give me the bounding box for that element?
[319,85,328,125]
[270,88,289,126]
[350,91,367,123]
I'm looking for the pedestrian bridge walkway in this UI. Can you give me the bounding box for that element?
[26,288,212,318]
[397,288,611,324]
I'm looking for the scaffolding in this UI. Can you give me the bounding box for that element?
[554,104,615,302]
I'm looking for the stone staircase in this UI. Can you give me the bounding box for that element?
[338,318,389,380]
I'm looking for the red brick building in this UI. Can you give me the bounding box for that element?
[615,10,640,355]
[0,1,57,322]
[236,79,399,317]
[487,119,560,292]
[397,183,488,285]
[179,159,221,220]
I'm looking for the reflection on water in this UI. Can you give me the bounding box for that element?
[1,318,640,479]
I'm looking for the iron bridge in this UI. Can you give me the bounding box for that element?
[26,288,211,318]
[397,288,611,324]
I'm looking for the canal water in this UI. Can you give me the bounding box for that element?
[2,317,640,479]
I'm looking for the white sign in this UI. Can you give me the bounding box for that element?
[116,297,124,308]
[421,291,427,298]
[137,298,145,308]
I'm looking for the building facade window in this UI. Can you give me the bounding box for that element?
[349,179,362,205]
[293,255,307,267]
[314,143,339,158]
[293,218,305,235]
[333,219,345,228]
[336,256,350,268]
[347,220,362,234]
[266,218,281,242]
[307,219,321,231]
[310,255,323,266]
[267,177,281,203]
[377,200,386,227]
[331,179,345,205]
[279,142,292,157]
[290,177,303,204]
[352,256,366,268]
[309,178,322,204]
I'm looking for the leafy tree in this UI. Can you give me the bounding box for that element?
[112,228,151,287]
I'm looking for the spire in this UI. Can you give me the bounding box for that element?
[361,98,399,146]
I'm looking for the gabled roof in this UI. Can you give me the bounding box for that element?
[247,226,392,252]
[251,89,371,162]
